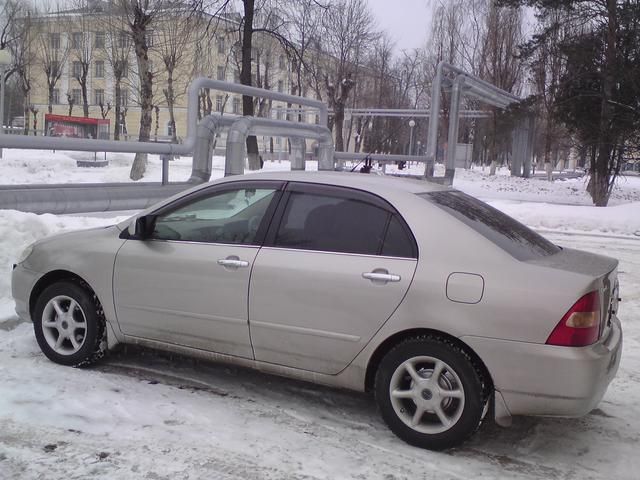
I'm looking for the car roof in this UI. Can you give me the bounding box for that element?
[216,171,450,195]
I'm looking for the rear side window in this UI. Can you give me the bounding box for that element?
[421,190,560,260]
[274,190,417,258]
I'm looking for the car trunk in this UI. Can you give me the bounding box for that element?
[526,247,619,341]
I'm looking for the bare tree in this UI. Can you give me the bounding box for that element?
[66,91,75,116]
[112,0,159,180]
[319,0,377,151]
[156,5,197,143]
[37,5,69,113]
[7,4,36,134]
[67,1,95,117]
[102,10,132,140]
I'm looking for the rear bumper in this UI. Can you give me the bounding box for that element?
[462,315,622,417]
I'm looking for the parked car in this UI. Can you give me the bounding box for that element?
[11,171,622,450]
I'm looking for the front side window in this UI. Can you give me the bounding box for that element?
[274,190,416,257]
[152,187,277,244]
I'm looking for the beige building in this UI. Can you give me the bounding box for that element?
[27,4,319,155]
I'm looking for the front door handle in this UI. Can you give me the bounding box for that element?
[362,270,401,283]
[218,257,250,268]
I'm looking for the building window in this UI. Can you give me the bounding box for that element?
[71,89,82,105]
[278,55,285,69]
[146,30,154,47]
[94,89,105,105]
[217,37,225,54]
[95,60,104,78]
[167,121,174,137]
[72,61,82,79]
[52,88,60,105]
[217,66,225,81]
[118,31,129,48]
[276,106,284,120]
[72,32,83,49]
[51,60,61,77]
[121,60,129,78]
[232,97,241,114]
[50,33,60,50]
[216,95,223,112]
[95,31,105,48]
[276,136,282,146]
[120,88,129,107]
[233,70,240,83]
[277,80,283,93]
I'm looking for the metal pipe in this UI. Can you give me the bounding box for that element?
[224,116,334,176]
[0,182,188,214]
[188,115,234,183]
[0,78,329,156]
[0,64,5,159]
[446,75,465,179]
[225,117,252,177]
[424,63,443,177]
[290,138,306,171]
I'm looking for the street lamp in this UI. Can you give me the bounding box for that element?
[0,48,12,159]
[408,119,416,156]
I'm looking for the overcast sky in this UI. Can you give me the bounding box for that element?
[368,0,433,53]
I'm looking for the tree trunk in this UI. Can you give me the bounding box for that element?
[241,0,261,170]
[48,83,54,114]
[114,79,121,140]
[130,18,153,181]
[589,0,618,207]
[165,71,177,143]
[81,71,89,117]
[334,103,345,152]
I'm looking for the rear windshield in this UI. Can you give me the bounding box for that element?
[419,190,560,260]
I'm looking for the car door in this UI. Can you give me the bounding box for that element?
[113,181,283,358]
[249,182,418,374]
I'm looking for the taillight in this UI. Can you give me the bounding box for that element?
[546,291,601,347]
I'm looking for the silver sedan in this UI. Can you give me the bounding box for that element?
[11,171,622,450]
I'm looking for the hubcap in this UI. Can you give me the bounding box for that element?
[41,295,87,355]
[389,356,465,434]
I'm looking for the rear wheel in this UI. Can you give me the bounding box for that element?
[375,336,486,450]
[33,281,106,367]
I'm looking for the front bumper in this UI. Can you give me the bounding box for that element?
[462,315,622,417]
[11,263,41,322]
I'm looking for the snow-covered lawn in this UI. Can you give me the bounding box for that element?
[1,150,639,478]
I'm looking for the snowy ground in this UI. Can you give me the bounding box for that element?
[0,150,639,479]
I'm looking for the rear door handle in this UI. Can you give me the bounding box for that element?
[218,257,250,268]
[362,271,401,283]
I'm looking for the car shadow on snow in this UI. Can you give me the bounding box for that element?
[91,344,626,478]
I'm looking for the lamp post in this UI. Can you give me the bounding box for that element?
[0,48,12,159]
[408,119,416,155]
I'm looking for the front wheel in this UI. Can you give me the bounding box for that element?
[33,281,106,367]
[375,336,487,450]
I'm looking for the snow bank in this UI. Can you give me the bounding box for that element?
[0,211,126,321]
[488,200,640,237]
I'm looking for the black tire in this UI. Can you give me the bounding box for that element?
[33,280,106,367]
[375,336,486,450]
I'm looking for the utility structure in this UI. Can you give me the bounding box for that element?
[425,62,532,181]
[0,65,529,214]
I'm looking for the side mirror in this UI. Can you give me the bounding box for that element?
[127,215,157,239]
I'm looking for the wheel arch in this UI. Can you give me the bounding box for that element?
[29,270,99,317]
[364,328,494,397]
